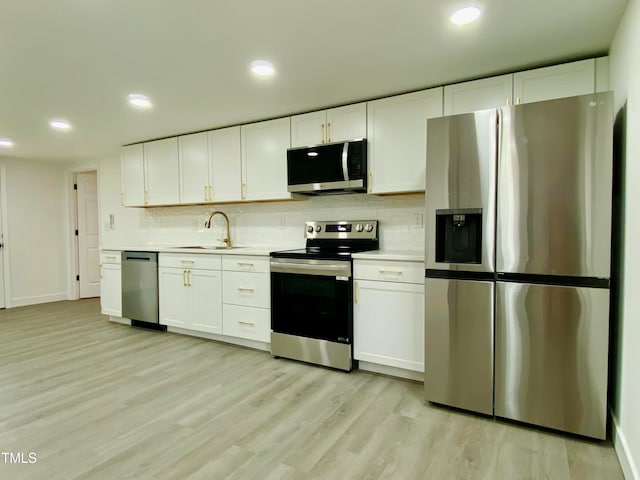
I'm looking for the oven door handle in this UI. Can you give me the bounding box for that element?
[271,262,351,277]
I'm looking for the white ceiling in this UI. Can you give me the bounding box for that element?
[0,0,628,162]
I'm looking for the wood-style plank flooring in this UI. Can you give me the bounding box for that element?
[0,299,624,479]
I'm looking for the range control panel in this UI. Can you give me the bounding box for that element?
[304,220,378,240]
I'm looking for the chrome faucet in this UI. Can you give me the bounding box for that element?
[204,211,232,247]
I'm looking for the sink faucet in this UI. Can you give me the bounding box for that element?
[204,211,232,247]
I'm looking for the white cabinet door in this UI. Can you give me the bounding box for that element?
[367,88,442,194]
[121,144,145,206]
[190,269,223,334]
[326,103,367,143]
[354,279,424,372]
[291,104,367,147]
[291,111,326,147]
[179,132,209,204]
[144,137,180,206]
[444,74,513,115]
[241,117,291,201]
[159,267,190,328]
[209,126,242,202]
[100,264,121,316]
[514,58,595,105]
[595,56,609,92]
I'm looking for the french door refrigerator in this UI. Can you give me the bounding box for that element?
[424,92,613,439]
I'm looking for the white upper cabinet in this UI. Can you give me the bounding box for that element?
[241,117,291,201]
[179,127,243,204]
[595,56,609,92]
[179,132,209,204]
[367,88,443,194]
[445,58,604,116]
[513,58,596,105]
[291,103,366,147]
[209,126,242,202]
[144,137,180,206]
[444,74,513,116]
[121,144,145,206]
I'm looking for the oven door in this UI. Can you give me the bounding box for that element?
[270,258,353,343]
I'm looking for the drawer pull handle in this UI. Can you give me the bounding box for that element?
[180,260,195,264]
[237,287,254,292]
[379,269,403,274]
[237,262,254,267]
[238,320,255,326]
[105,256,117,260]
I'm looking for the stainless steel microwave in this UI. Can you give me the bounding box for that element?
[287,139,367,194]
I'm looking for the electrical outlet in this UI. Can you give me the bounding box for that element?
[413,212,424,229]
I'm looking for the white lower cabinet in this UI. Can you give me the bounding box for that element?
[222,255,270,342]
[159,254,222,334]
[222,304,270,343]
[99,251,121,316]
[354,260,424,372]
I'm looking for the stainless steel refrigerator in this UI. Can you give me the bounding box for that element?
[424,92,613,440]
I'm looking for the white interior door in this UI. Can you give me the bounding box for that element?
[77,171,100,298]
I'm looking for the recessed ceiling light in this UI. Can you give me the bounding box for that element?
[251,60,275,76]
[128,93,152,108]
[50,119,72,130]
[0,139,13,147]
[451,6,481,25]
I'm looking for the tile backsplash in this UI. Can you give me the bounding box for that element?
[139,193,425,251]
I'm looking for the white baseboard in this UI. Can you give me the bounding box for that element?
[109,316,131,325]
[612,412,638,480]
[167,326,271,352]
[358,360,424,381]
[9,292,68,308]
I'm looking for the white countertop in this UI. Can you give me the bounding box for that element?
[101,245,289,256]
[352,250,424,262]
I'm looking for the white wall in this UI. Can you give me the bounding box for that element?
[609,0,640,478]
[0,157,68,306]
[97,155,425,252]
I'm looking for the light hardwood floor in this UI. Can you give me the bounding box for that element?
[0,299,624,480]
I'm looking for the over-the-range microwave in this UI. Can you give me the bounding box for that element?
[287,139,367,195]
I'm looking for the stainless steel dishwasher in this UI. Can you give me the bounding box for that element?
[121,251,160,327]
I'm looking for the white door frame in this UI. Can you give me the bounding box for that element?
[65,164,100,301]
[0,166,10,308]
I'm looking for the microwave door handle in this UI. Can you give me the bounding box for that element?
[341,142,350,182]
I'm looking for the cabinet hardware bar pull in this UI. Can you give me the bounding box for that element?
[144,190,149,205]
[379,269,403,274]
[237,262,254,266]
[327,122,331,142]
[105,256,116,260]
[237,287,254,292]
[187,270,192,287]
[183,270,187,287]
[506,97,511,106]
[209,185,213,200]
[354,281,358,304]
[180,260,194,264]
[204,185,207,201]
[238,320,255,326]
[99,265,103,279]
[516,96,521,105]
[321,124,325,143]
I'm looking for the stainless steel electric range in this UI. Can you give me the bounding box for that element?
[270,220,379,371]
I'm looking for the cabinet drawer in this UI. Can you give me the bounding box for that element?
[159,253,221,270]
[354,260,424,284]
[223,304,270,342]
[222,255,270,273]
[100,251,121,264]
[223,271,270,308]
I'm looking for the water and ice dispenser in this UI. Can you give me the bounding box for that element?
[435,208,482,264]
